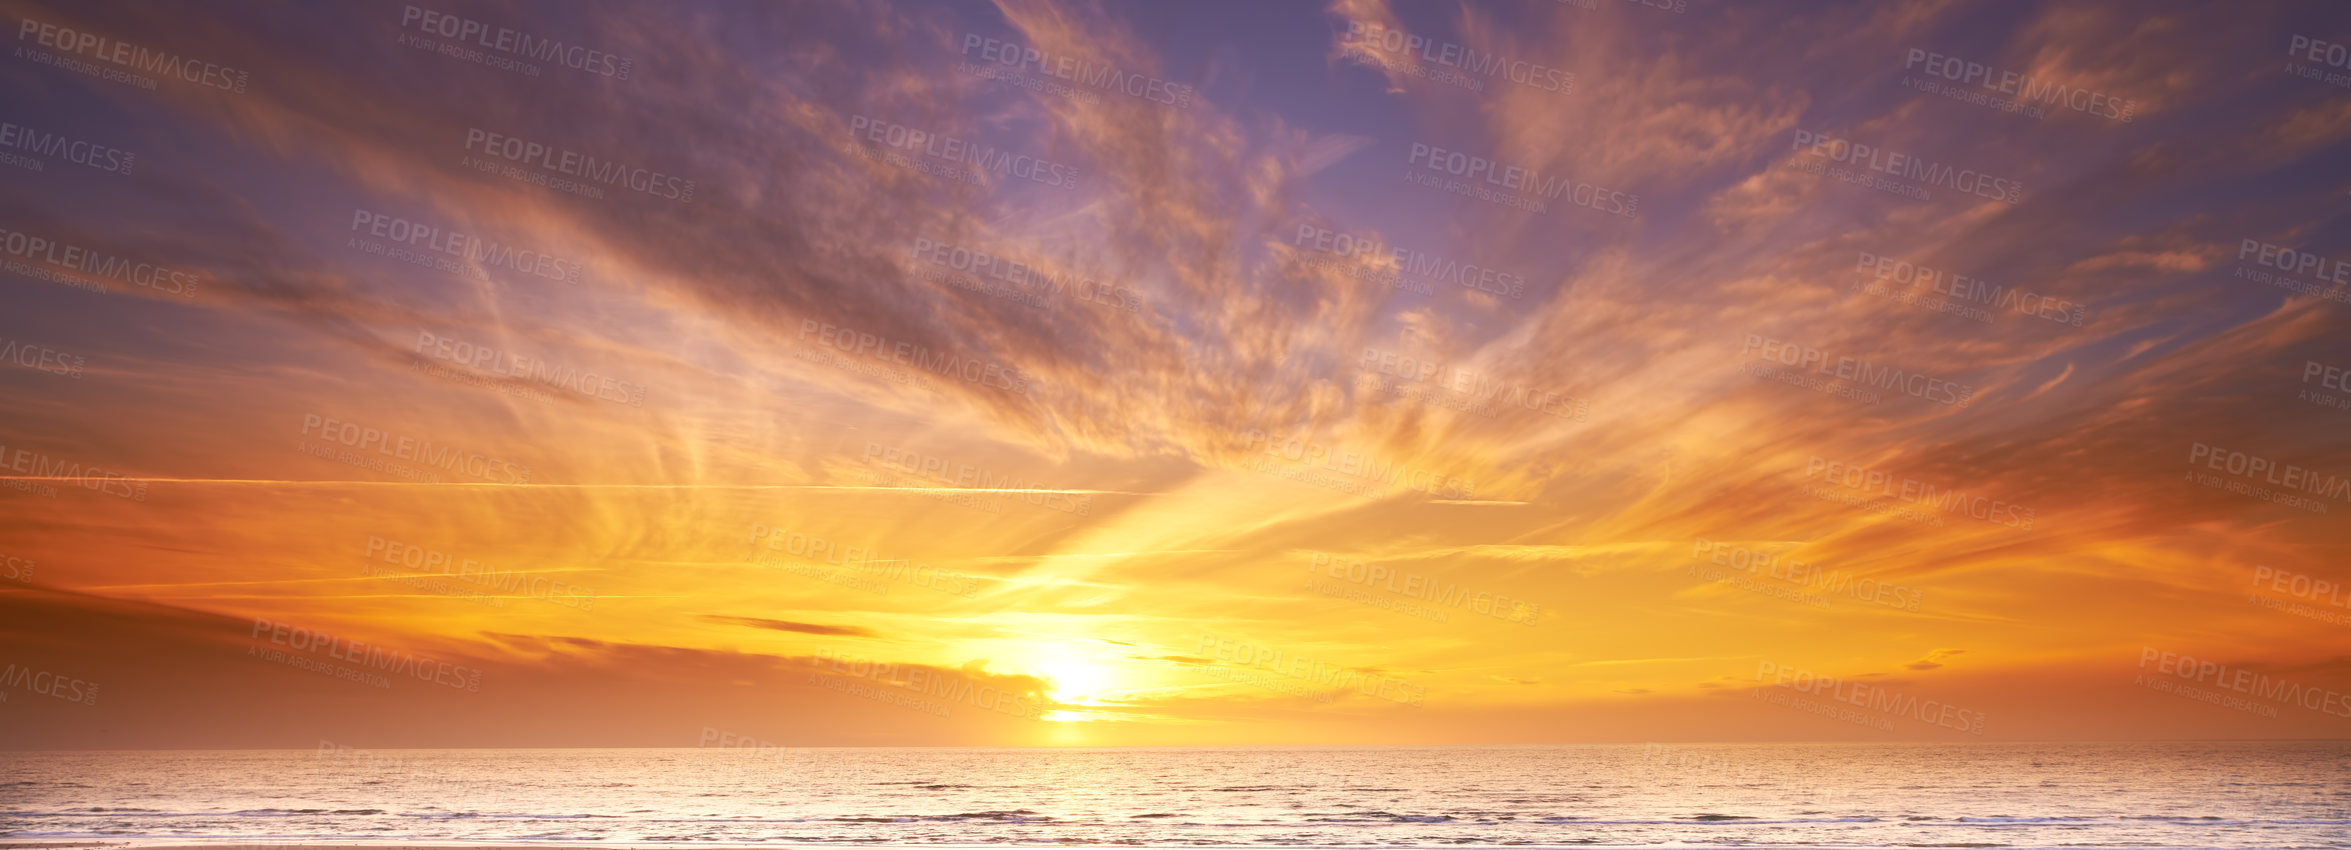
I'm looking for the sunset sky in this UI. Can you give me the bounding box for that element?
[3,0,2351,748]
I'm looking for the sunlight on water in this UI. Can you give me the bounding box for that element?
[2,742,2347,848]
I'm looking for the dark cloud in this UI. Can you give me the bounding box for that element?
[701,614,879,637]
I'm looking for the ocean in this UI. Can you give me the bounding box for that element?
[2,742,2347,848]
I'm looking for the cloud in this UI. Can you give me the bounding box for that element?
[700,615,880,637]
[5,0,2351,748]
[1132,654,1215,665]
[1906,648,1969,671]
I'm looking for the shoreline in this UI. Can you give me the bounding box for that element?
[7,846,1899,850]
[0,845,2292,850]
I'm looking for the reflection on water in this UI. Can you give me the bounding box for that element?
[1,742,2346,848]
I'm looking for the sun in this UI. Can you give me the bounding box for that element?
[1039,658,1114,705]
[1020,648,1131,723]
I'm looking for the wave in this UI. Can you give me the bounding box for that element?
[1306,812,1455,823]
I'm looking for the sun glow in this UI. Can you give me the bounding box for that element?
[1023,648,1132,722]
[1041,659,1114,705]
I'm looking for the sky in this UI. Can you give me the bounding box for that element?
[2,0,2350,749]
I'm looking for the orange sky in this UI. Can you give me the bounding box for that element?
[3,0,2351,748]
